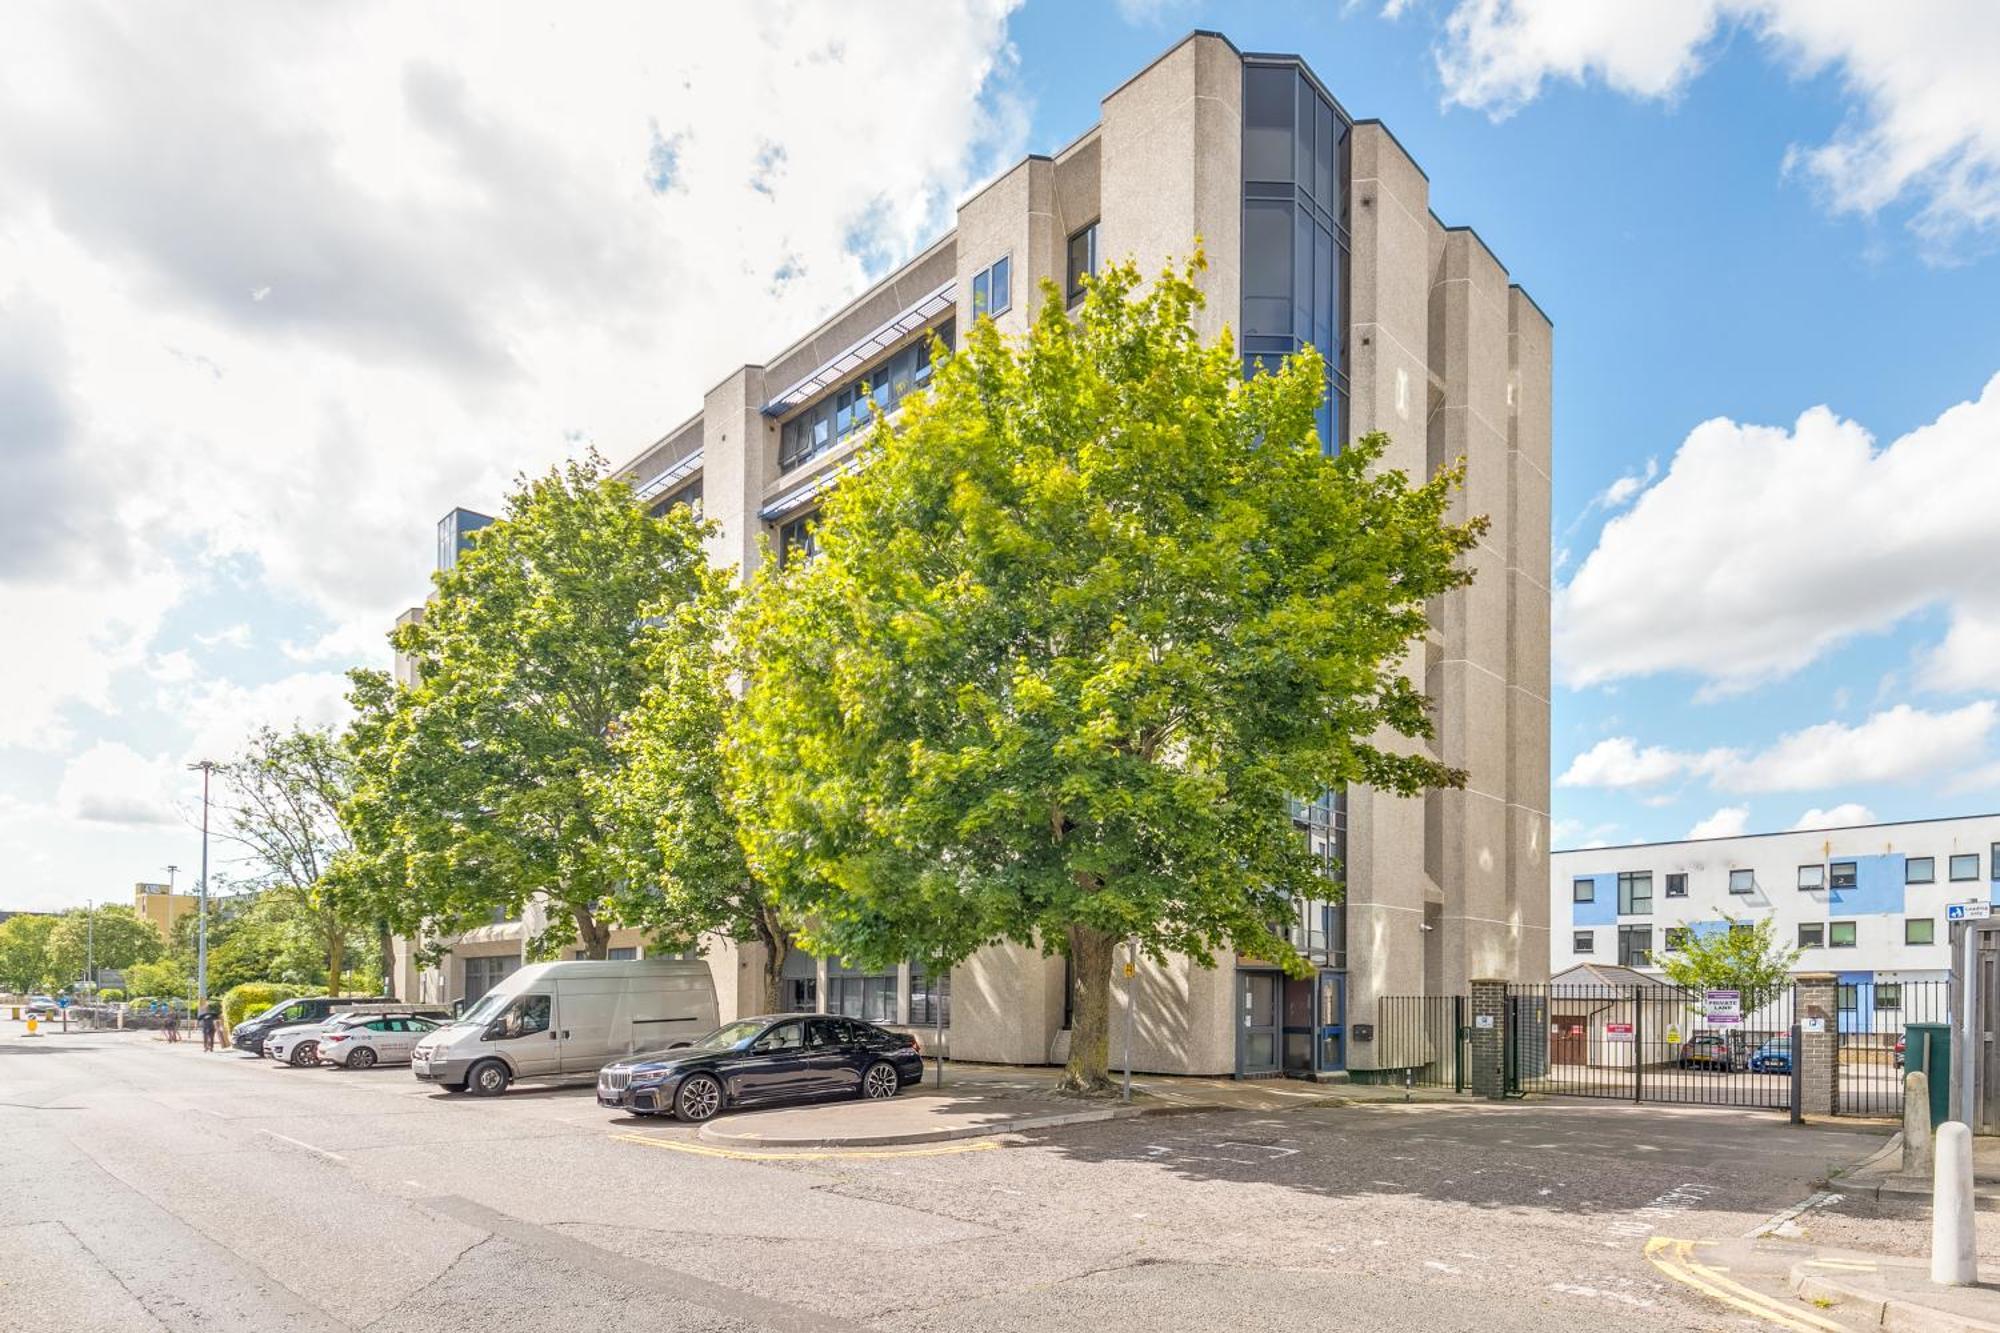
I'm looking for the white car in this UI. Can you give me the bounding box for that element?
[265,1020,334,1067]
[320,1014,443,1068]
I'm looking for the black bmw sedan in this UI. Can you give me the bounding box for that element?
[597,1014,924,1121]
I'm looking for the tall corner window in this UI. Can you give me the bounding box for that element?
[1949,853,1979,882]
[1907,917,1936,946]
[1906,856,1935,885]
[1065,222,1099,305]
[1727,868,1755,894]
[1797,922,1824,949]
[1572,930,1594,955]
[1797,863,1825,891]
[1616,871,1653,916]
[1829,920,1858,948]
[971,254,1011,318]
[1875,983,1902,1011]
[1572,877,1595,904]
[1664,873,1688,898]
[1829,861,1858,890]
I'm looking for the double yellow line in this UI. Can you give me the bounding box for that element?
[1644,1237,1847,1332]
[611,1132,1002,1162]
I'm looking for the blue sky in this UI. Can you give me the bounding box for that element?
[4,0,2000,909]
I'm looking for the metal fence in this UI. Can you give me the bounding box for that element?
[1506,981,1797,1111]
[1837,977,1948,1118]
[1374,995,1468,1090]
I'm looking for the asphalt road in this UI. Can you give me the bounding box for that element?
[0,1021,1896,1332]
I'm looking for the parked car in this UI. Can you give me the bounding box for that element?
[232,994,385,1055]
[1677,1033,1736,1071]
[597,1014,925,1122]
[321,1013,444,1068]
[412,958,719,1096]
[25,994,59,1018]
[1748,1036,1792,1074]
[265,1020,334,1067]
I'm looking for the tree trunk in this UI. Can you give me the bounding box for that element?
[573,905,610,959]
[1061,923,1118,1095]
[751,900,790,1015]
[327,932,345,997]
[377,918,394,997]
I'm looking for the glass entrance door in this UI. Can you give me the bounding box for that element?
[1316,970,1346,1073]
[1237,970,1281,1077]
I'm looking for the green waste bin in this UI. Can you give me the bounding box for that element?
[1904,1021,1952,1129]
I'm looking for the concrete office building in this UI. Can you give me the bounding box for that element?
[1551,813,2000,1018]
[396,31,1552,1078]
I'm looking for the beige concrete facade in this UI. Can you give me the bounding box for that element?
[399,31,1551,1078]
[133,882,197,940]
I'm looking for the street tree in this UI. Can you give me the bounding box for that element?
[356,455,714,958]
[1660,915,1800,1009]
[0,913,58,992]
[597,574,804,1011]
[729,253,1484,1092]
[46,905,163,989]
[216,726,366,993]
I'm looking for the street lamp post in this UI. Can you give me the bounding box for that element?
[188,760,216,1014]
[86,898,94,993]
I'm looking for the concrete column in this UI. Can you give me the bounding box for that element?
[1905,1072,1935,1176]
[1796,972,1838,1117]
[1469,978,1508,1099]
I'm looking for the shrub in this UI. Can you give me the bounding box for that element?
[98,988,124,1002]
[222,981,324,1030]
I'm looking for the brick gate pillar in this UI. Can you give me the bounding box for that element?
[1469,978,1508,1099]
[1796,972,1838,1118]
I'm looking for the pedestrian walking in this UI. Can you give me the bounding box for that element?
[165,1008,179,1043]
[198,1007,217,1052]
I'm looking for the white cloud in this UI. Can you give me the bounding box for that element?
[1427,1,2000,252]
[1593,458,1656,512]
[1789,803,1876,831]
[55,740,185,827]
[1687,806,1749,840]
[1558,374,2000,693]
[194,624,253,651]
[0,2,1027,760]
[1559,703,1997,795]
[161,670,362,764]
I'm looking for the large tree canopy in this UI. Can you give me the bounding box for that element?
[351,456,714,959]
[728,253,1485,1090]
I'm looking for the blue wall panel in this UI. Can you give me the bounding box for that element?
[1571,873,1617,926]
[1830,854,1905,918]
[1837,969,1877,1034]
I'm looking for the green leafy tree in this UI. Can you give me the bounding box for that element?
[125,956,190,1000]
[1660,915,1800,1009]
[216,726,366,993]
[0,913,58,992]
[356,455,715,958]
[729,252,1483,1092]
[597,572,805,1009]
[47,905,163,990]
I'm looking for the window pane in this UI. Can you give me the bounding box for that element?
[1831,922,1857,946]
[1573,931,1593,953]
[1908,918,1935,945]
[1798,924,1823,948]
[972,269,989,315]
[1907,857,1935,884]
[1243,66,1295,181]
[990,256,1010,314]
[1242,200,1292,338]
[1797,864,1824,890]
[1294,75,1314,190]
[1950,853,1979,881]
[1573,878,1594,902]
[1314,98,1334,205]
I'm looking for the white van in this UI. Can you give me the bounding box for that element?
[411,958,718,1097]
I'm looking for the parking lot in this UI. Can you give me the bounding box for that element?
[1,1021,1908,1331]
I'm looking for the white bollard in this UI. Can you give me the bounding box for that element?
[1932,1121,1978,1286]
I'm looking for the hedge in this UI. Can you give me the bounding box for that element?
[221,982,325,1030]
[97,988,124,1002]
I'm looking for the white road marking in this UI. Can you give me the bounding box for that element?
[256,1129,346,1162]
[1747,1190,1843,1239]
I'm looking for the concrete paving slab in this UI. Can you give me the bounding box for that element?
[1789,1250,2000,1332]
[695,1090,1165,1147]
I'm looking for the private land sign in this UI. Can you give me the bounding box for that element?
[1704,989,1743,1027]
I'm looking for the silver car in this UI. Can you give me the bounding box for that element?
[320,1014,443,1068]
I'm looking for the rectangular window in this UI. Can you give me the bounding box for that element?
[1907,918,1936,946]
[1663,927,1690,952]
[1797,864,1825,891]
[1572,930,1594,954]
[1950,853,1979,882]
[1572,877,1595,903]
[1617,925,1652,968]
[909,968,952,1028]
[971,255,1011,318]
[1906,857,1935,885]
[1830,861,1858,890]
[1798,922,1824,949]
[783,977,817,1013]
[1730,922,1755,938]
[826,974,897,1025]
[1065,222,1099,305]
[1665,873,1688,898]
[776,511,818,567]
[1838,983,1859,1010]
[1616,871,1653,915]
[1728,868,1755,894]
[1876,983,1902,1010]
[1830,921,1857,948]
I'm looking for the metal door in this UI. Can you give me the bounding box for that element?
[1237,971,1281,1077]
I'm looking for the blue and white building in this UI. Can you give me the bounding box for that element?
[1550,814,2000,1023]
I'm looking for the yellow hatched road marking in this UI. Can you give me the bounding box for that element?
[611,1132,1003,1162]
[1645,1238,1846,1333]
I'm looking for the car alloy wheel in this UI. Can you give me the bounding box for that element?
[863,1062,898,1100]
[349,1047,377,1069]
[289,1042,318,1067]
[677,1074,721,1122]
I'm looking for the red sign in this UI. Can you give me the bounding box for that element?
[1606,1022,1635,1041]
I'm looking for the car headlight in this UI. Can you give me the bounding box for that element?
[629,1067,675,1087]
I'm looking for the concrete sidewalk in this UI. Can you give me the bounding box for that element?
[1841,1130,2000,1213]
[1788,1249,2000,1332]
[696,1061,1472,1148]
